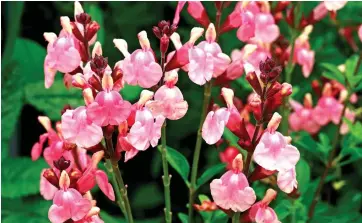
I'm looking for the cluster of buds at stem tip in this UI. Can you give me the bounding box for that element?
[72,12,100,42]
[153,20,178,56]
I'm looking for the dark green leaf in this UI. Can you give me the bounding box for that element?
[296,158,311,193]
[320,63,345,84]
[196,163,226,189]
[2,158,48,198]
[274,200,292,220]
[131,183,163,209]
[25,80,84,120]
[211,210,229,223]
[158,146,190,184]
[178,213,188,223]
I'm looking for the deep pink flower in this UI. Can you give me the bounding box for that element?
[202,88,236,145]
[127,108,165,151]
[254,113,300,171]
[40,169,58,200]
[277,167,298,194]
[248,189,280,223]
[48,171,92,223]
[44,17,81,89]
[114,31,162,88]
[289,95,321,134]
[61,106,103,148]
[87,74,132,126]
[146,71,188,120]
[210,154,256,212]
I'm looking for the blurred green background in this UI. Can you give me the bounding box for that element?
[1,1,362,223]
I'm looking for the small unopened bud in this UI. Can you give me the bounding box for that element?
[221,87,234,108]
[246,72,262,96]
[153,26,162,39]
[60,16,72,34]
[86,21,100,41]
[232,154,244,172]
[281,83,292,96]
[76,12,91,24]
[260,57,276,74]
[339,89,348,103]
[266,82,282,98]
[205,23,216,42]
[43,169,59,188]
[267,112,282,133]
[88,75,103,92]
[101,74,114,91]
[160,35,170,55]
[83,88,94,105]
[138,31,150,50]
[92,41,103,58]
[304,93,313,108]
[189,27,204,44]
[322,83,332,96]
[70,22,84,41]
[261,189,277,205]
[90,55,108,76]
[53,156,71,171]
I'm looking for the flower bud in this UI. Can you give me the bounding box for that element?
[112,62,124,83]
[266,82,282,98]
[71,22,84,41]
[88,75,103,92]
[153,26,162,39]
[59,170,70,189]
[280,83,292,96]
[339,89,348,103]
[205,23,216,42]
[76,12,91,24]
[187,2,210,28]
[43,168,59,188]
[53,156,71,171]
[160,35,170,55]
[246,72,262,96]
[83,88,94,105]
[86,21,100,41]
[92,41,102,58]
[221,87,234,108]
[193,200,218,211]
[304,93,313,108]
[267,112,282,133]
[232,154,244,172]
[249,165,277,183]
[90,55,108,76]
[261,189,277,205]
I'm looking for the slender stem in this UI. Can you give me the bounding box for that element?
[161,122,172,223]
[105,159,126,215]
[188,81,213,222]
[105,137,134,223]
[232,212,241,223]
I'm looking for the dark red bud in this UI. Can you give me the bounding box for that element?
[246,72,262,95]
[88,75,103,91]
[260,57,276,74]
[153,26,162,39]
[53,156,71,171]
[249,165,277,182]
[86,21,100,41]
[71,22,84,41]
[160,35,170,55]
[76,12,92,24]
[112,66,123,83]
[266,82,283,98]
[43,169,59,188]
[90,55,108,77]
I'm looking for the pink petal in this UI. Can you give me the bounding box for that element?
[31,133,48,161]
[49,205,70,223]
[44,55,57,89]
[324,1,347,11]
[95,170,115,201]
[358,25,362,42]
[71,198,92,221]
[125,147,140,162]
[202,108,230,145]
[40,169,58,200]
[277,168,298,194]
[188,47,213,85]
[276,145,300,171]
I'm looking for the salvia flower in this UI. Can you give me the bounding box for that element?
[114,31,162,88]
[293,25,315,78]
[247,189,280,223]
[277,167,298,194]
[210,154,256,212]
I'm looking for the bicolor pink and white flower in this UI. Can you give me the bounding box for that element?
[44,17,81,89]
[114,31,162,88]
[254,113,300,171]
[277,167,298,194]
[48,171,92,223]
[210,154,256,212]
[248,189,280,223]
[61,106,103,148]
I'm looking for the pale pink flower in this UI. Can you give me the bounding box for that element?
[324,1,347,11]
[277,167,298,194]
[340,108,355,135]
[210,154,256,212]
[40,169,58,200]
[289,95,321,134]
[253,13,280,43]
[313,96,343,126]
[248,189,280,223]
[146,71,188,120]
[202,88,235,145]
[87,74,132,126]
[48,171,92,223]
[95,170,115,201]
[61,106,103,148]
[293,26,315,78]
[114,31,162,88]
[127,108,165,151]
[44,17,81,89]
[254,113,300,171]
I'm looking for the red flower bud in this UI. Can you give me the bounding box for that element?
[86,21,100,41]
[53,156,71,171]
[249,165,277,182]
[160,35,170,55]
[187,2,210,28]
[88,75,103,92]
[246,72,262,96]
[90,55,108,77]
[71,22,84,41]
[43,169,59,188]
[76,12,92,25]
[266,82,282,98]
[219,146,239,170]
[153,26,162,39]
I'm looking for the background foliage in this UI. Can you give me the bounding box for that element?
[1,1,362,222]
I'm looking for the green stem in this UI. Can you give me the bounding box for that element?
[104,138,134,223]
[161,122,172,223]
[232,212,240,223]
[188,80,213,222]
[105,159,126,215]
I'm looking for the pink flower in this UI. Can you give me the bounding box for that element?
[248,189,280,223]
[253,13,280,43]
[277,167,298,194]
[254,113,300,171]
[95,170,115,201]
[313,96,343,126]
[293,26,315,78]
[340,108,355,135]
[146,71,188,120]
[48,171,92,223]
[87,74,132,126]
[324,1,347,11]
[74,207,104,223]
[127,108,165,151]
[210,154,256,212]
[40,169,58,200]
[44,17,81,89]
[61,106,103,148]
[202,88,236,145]
[114,31,162,88]
[289,95,321,134]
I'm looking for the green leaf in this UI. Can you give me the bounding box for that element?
[120,84,143,102]
[320,63,345,84]
[131,183,163,209]
[274,200,292,220]
[158,146,190,184]
[2,157,48,198]
[196,163,226,189]
[12,38,46,83]
[86,3,105,45]
[198,194,210,202]
[345,54,359,83]
[211,210,229,223]
[100,211,127,223]
[292,131,321,159]
[296,158,311,194]
[25,80,84,120]
[316,133,332,158]
[178,213,189,223]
